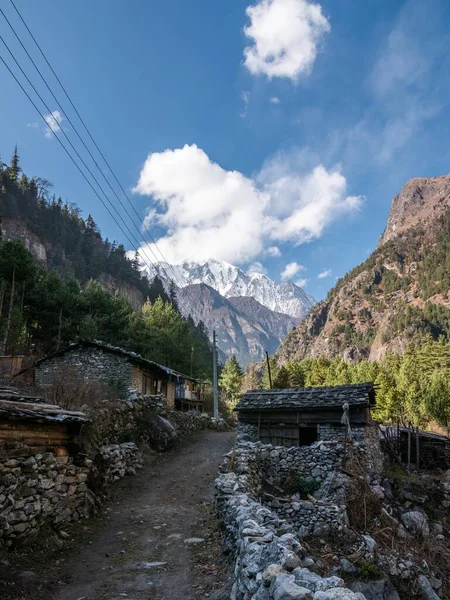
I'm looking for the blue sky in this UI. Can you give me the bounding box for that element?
[1,0,450,300]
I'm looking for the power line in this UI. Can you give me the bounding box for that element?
[0,26,190,316]
[0,9,166,289]
[0,54,156,282]
[7,0,189,294]
[0,35,163,282]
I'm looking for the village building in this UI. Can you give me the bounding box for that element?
[29,340,205,412]
[235,382,376,446]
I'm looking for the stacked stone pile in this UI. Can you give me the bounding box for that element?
[215,471,365,600]
[168,411,229,437]
[98,442,143,482]
[0,451,92,547]
[220,441,349,538]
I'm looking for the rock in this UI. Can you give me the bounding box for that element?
[381,480,393,500]
[301,558,316,568]
[350,579,400,600]
[315,578,345,592]
[283,556,302,572]
[262,564,285,586]
[313,590,363,600]
[270,574,296,595]
[417,575,440,600]
[340,559,358,574]
[184,537,205,544]
[432,523,443,535]
[362,535,376,552]
[401,511,429,537]
[143,412,178,451]
[274,582,313,600]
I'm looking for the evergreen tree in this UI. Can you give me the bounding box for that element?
[0,239,35,353]
[219,356,243,408]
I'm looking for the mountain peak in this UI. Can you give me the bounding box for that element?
[142,259,315,319]
[378,173,450,247]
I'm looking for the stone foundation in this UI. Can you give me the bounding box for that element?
[0,449,93,547]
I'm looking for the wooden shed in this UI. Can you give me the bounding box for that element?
[235,383,376,447]
[0,388,87,456]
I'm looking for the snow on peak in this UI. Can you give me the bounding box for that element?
[141,259,315,319]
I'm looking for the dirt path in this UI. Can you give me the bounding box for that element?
[2,430,235,600]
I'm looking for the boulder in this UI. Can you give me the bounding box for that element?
[143,412,177,451]
[401,511,429,537]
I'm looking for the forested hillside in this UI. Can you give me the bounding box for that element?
[0,149,213,378]
[278,175,450,363]
[256,340,450,431]
[0,148,151,297]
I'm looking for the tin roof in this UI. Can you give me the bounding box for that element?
[235,383,376,412]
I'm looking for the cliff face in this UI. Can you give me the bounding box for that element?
[278,174,450,364]
[2,218,48,263]
[378,175,450,246]
[2,218,145,310]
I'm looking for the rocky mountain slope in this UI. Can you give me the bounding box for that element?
[145,259,315,319]
[177,283,297,366]
[278,174,450,363]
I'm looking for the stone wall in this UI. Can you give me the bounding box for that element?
[260,442,345,488]
[0,450,93,547]
[98,442,144,482]
[216,470,361,599]
[0,392,228,547]
[35,346,133,392]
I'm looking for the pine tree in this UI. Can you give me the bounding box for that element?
[219,356,243,408]
[7,146,21,182]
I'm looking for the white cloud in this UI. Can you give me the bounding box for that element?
[247,261,268,275]
[240,90,251,118]
[281,261,305,280]
[266,246,281,257]
[43,110,63,139]
[243,0,330,82]
[133,144,361,266]
[27,122,39,129]
[270,96,281,104]
[318,268,332,278]
[295,278,308,288]
[350,0,448,164]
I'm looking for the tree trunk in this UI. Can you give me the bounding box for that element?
[0,280,5,316]
[1,266,16,355]
[56,306,63,351]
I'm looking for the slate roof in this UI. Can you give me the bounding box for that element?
[22,339,203,384]
[0,387,87,424]
[235,383,376,412]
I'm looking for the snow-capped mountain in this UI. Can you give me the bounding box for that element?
[142,259,315,320]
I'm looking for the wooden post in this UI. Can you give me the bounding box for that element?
[265,351,273,389]
[213,330,218,419]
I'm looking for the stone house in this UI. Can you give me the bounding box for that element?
[32,340,204,411]
[235,382,376,447]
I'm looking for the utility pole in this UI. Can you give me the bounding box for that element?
[265,351,273,389]
[213,330,218,419]
[190,345,194,377]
